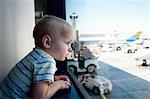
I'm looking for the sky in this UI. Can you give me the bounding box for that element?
[66,0,150,37]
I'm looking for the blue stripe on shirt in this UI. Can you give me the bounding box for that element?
[8,74,28,95]
[30,53,38,60]
[16,64,32,80]
[20,61,32,73]
[34,73,53,75]
[34,49,45,58]
[36,61,54,64]
[4,79,21,97]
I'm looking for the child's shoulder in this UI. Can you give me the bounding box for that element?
[30,48,55,65]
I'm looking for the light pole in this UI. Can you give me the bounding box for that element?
[70,12,79,58]
[70,12,78,41]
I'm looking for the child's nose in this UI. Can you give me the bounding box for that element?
[68,47,72,52]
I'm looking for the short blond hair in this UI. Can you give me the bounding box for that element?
[33,15,72,47]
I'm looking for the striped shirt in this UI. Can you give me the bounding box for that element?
[0,48,57,98]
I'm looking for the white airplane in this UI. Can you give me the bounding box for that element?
[79,31,143,52]
[80,31,142,44]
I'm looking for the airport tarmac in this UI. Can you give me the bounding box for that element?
[97,50,150,82]
[93,50,150,99]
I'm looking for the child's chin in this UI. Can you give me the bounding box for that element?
[58,57,66,61]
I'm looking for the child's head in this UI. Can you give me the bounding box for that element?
[33,15,74,61]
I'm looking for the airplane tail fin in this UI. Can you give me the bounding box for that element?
[135,31,142,39]
[127,31,142,42]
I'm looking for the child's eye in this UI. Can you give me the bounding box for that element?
[65,40,73,45]
[66,42,70,45]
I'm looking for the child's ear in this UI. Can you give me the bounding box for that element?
[42,35,51,49]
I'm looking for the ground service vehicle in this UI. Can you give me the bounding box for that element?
[67,58,99,74]
[80,74,112,95]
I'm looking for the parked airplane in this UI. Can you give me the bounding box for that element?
[80,31,142,44]
[79,31,143,52]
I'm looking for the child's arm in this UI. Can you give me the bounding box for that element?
[29,80,70,99]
